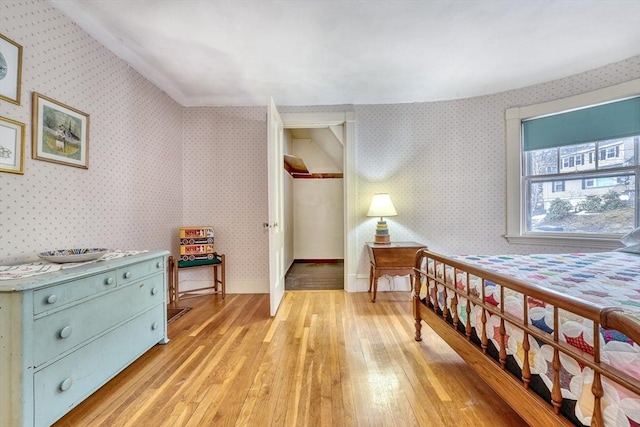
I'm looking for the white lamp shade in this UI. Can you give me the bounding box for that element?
[367,193,397,217]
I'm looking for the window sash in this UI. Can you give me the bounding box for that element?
[524,171,637,234]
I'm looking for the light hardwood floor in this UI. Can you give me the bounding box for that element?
[55,291,525,426]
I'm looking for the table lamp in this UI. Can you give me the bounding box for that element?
[367,193,397,244]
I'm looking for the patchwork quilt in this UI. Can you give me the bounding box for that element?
[418,251,640,427]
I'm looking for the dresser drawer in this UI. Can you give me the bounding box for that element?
[117,256,165,285]
[33,304,165,427]
[33,274,164,366]
[33,270,117,315]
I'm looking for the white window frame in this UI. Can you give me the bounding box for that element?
[606,146,619,158]
[584,177,618,188]
[505,78,640,248]
[561,156,574,169]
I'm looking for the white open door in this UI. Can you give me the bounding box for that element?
[267,98,285,316]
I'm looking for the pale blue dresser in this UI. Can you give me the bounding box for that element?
[0,250,169,427]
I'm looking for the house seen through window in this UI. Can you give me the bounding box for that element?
[521,96,639,236]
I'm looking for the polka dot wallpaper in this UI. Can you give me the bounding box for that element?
[0,0,183,265]
[182,107,270,283]
[353,56,640,275]
[1,0,638,294]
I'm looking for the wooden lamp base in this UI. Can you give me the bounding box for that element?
[373,220,391,244]
[374,234,390,244]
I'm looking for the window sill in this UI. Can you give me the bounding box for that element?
[504,234,622,250]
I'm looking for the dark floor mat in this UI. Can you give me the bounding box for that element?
[285,262,344,290]
[167,307,192,324]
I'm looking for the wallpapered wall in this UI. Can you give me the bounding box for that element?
[0,0,183,265]
[1,0,639,294]
[180,107,270,291]
[353,56,640,278]
[180,58,639,292]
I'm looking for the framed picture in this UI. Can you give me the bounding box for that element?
[0,116,25,174]
[32,92,90,169]
[0,34,23,105]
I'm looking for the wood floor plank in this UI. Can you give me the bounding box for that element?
[54,291,525,427]
[327,292,344,427]
[342,293,377,426]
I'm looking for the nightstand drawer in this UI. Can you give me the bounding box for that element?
[33,270,117,315]
[370,247,422,267]
[33,304,165,427]
[33,274,164,366]
[117,257,164,285]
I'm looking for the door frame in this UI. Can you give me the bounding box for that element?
[280,111,357,292]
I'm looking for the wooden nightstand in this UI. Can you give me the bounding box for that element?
[366,241,426,302]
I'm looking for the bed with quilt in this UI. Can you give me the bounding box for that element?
[413,247,640,427]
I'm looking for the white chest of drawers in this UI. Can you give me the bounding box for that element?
[0,251,169,427]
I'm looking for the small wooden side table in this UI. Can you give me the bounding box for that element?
[168,253,225,303]
[366,241,426,302]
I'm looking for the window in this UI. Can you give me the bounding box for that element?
[583,176,627,189]
[561,153,585,169]
[600,145,621,160]
[562,156,574,168]
[506,79,640,248]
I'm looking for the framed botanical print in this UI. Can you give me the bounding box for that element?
[0,116,25,174]
[32,92,90,169]
[0,33,23,105]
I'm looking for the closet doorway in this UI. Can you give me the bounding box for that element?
[283,125,344,291]
[272,111,356,295]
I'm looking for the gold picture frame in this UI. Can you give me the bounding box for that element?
[0,33,23,105]
[32,92,90,169]
[0,116,25,174]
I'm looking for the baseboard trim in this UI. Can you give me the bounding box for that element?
[293,259,344,263]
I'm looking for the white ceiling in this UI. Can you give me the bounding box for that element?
[49,0,640,107]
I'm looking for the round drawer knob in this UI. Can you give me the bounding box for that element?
[156,261,162,268]
[105,277,114,285]
[151,321,159,330]
[124,272,132,279]
[59,326,72,339]
[151,287,158,295]
[60,377,73,392]
[46,294,58,304]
